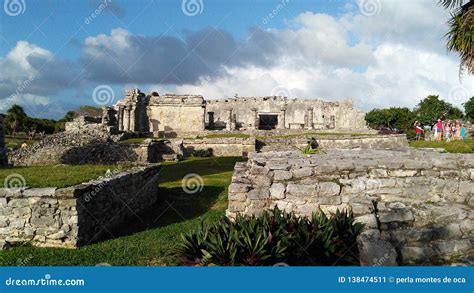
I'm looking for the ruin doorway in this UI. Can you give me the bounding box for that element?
[258,114,278,130]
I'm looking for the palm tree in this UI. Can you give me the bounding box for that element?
[440,0,474,74]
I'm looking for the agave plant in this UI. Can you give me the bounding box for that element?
[177,207,364,266]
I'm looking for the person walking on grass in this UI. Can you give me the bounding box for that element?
[415,121,424,141]
[436,118,443,141]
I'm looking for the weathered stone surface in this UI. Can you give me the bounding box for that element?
[378,207,414,224]
[355,214,378,230]
[358,233,398,266]
[286,183,318,197]
[400,246,435,262]
[0,165,161,248]
[270,183,286,199]
[292,167,312,178]
[227,149,474,265]
[318,182,340,197]
[247,188,270,200]
[273,170,292,181]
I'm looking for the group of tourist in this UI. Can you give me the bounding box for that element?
[432,119,465,141]
[414,119,466,141]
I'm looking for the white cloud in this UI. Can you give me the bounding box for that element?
[165,0,473,111]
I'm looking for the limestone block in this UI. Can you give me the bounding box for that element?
[378,207,414,225]
[433,239,472,259]
[247,188,270,200]
[357,233,398,266]
[249,175,272,187]
[318,182,340,196]
[340,179,365,194]
[228,183,251,194]
[421,170,440,177]
[249,165,269,175]
[354,214,378,230]
[228,193,246,202]
[400,246,435,262]
[388,170,418,177]
[273,170,292,181]
[388,228,434,244]
[292,167,312,179]
[369,169,388,178]
[269,183,286,199]
[286,183,318,197]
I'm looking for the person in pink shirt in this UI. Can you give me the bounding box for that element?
[436,118,443,141]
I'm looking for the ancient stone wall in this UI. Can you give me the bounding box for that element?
[259,134,408,152]
[0,114,7,167]
[180,137,256,157]
[147,94,206,136]
[227,149,474,265]
[206,97,368,131]
[0,165,160,248]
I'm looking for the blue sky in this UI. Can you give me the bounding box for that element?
[0,0,473,119]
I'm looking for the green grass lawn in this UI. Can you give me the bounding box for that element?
[5,136,40,149]
[0,157,244,266]
[409,139,474,153]
[0,165,132,188]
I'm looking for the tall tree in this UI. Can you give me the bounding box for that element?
[464,96,474,122]
[441,0,474,74]
[4,105,28,135]
[365,107,415,132]
[414,95,463,126]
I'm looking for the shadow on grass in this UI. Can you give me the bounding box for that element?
[106,185,224,239]
[157,157,245,184]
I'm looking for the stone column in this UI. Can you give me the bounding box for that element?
[278,107,286,129]
[123,106,131,132]
[226,109,234,131]
[118,106,124,131]
[252,108,259,130]
[208,112,215,130]
[129,106,135,132]
[0,114,7,167]
[306,107,314,130]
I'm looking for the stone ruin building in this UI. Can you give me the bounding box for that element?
[74,88,369,136]
[0,114,8,167]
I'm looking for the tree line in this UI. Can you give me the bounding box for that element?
[2,105,101,136]
[365,95,474,137]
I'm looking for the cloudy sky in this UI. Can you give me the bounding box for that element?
[0,0,473,119]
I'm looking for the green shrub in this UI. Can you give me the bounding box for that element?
[179,207,364,266]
